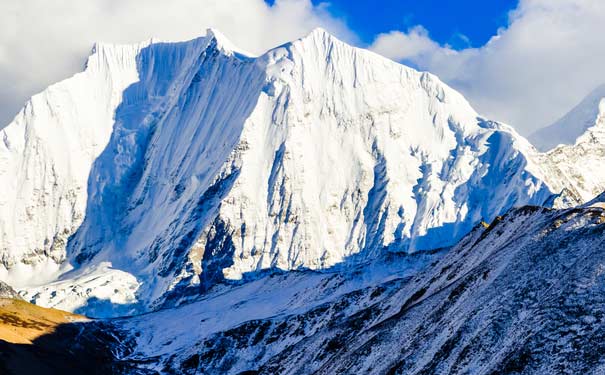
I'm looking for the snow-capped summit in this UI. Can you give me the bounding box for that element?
[204,27,255,57]
[530,84,605,151]
[538,92,605,202]
[0,29,579,314]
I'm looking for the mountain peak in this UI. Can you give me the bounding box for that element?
[290,27,342,48]
[205,27,253,58]
[530,83,605,151]
[306,27,331,38]
[205,28,232,49]
[537,83,605,202]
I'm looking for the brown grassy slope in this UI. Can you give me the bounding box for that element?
[0,298,88,344]
[0,299,140,374]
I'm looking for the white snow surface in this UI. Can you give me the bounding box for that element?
[0,28,588,314]
[23,261,140,316]
[119,251,440,366]
[0,39,151,286]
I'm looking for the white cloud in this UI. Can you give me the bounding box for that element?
[0,0,354,127]
[5,0,605,137]
[369,26,446,64]
[370,0,605,135]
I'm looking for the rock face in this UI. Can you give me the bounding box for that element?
[0,28,582,313]
[0,282,22,300]
[111,202,605,375]
[297,204,605,375]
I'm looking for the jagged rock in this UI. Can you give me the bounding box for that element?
[0,281,22,300]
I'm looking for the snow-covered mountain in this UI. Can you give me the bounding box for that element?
[21,199,605,374]
[529,86,605,202]
[530,84,605,151]
[0,28,586,314]
[542,101,605,203]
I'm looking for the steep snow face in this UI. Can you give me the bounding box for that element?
[0,39,154,286]
[3,29,559,312]
[530,84,605,151]
[204,29,556,282]
[537,97,605,202]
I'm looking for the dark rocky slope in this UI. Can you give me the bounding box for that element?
[153,203,605,374]
[6,201,605,374]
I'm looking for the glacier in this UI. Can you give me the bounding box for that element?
[0,28,599,314]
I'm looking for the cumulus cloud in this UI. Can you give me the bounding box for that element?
[0,0,353,127]
[369,26,447,65]
[370,0,605,135]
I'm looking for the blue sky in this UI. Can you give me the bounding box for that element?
[266,0,519,49]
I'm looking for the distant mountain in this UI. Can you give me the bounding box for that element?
[536,90,605,202]
[530,84,605,151]
[0,28,593,315]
